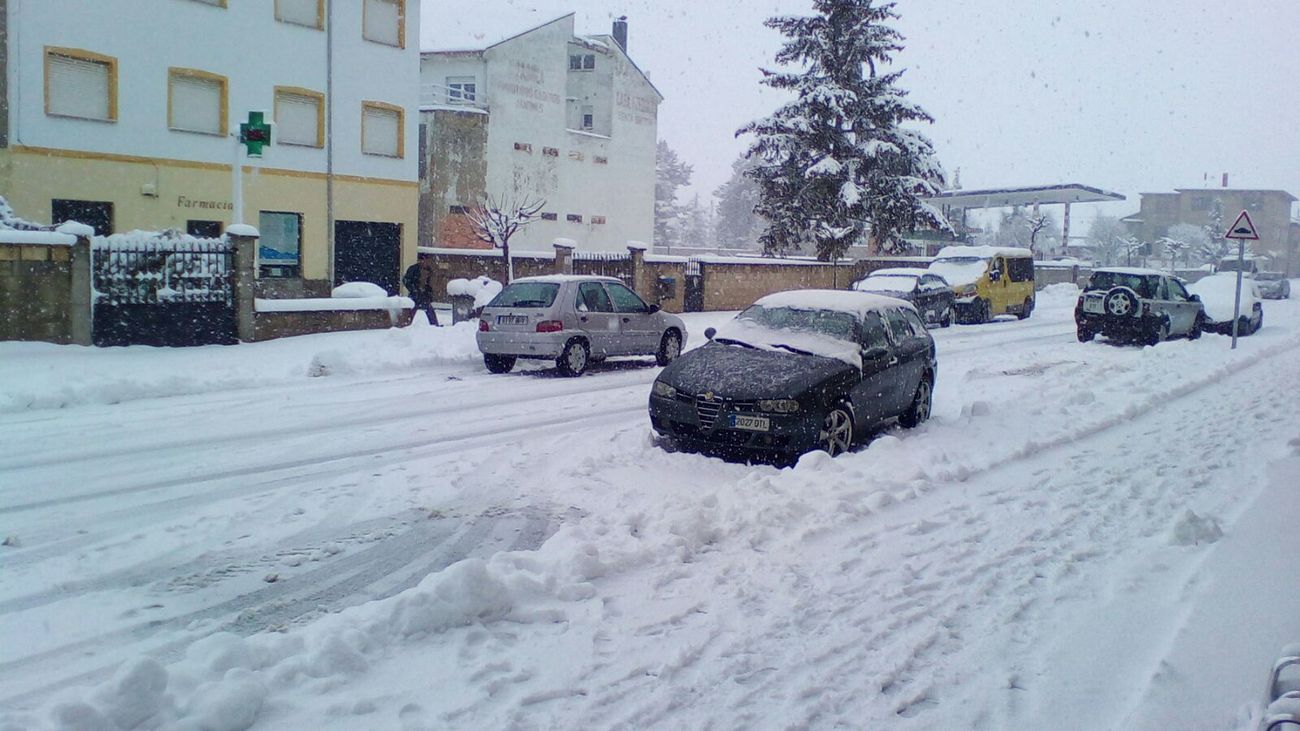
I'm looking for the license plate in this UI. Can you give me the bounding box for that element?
[730,414,770,432]
[497,315,528,325]
[1083,298,1104,314]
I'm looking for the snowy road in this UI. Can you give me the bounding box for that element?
[2,287,1299,730]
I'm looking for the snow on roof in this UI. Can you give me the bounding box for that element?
[866,267,929,277]
[1093,266,1166,276]
[0,230,77,245]
[753,289,914,320]
[54,221,94,238]
[513,274,620,284]
[225,224,259,238]
[935,245,1033,260]
[422,12,573,53]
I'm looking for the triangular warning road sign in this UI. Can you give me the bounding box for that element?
[1224,210,1260,240]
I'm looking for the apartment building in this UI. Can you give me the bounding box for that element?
[419,14,661,253]
[0,0,420,294]
[1123,187,1298,275]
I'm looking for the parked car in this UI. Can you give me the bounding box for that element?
[1262,646,1300,731]
[1075,267,1205,345]
[852,268,955,327]
[649,290,936,461]
[1187,272,1264,336]
[1256,272,1292,300]
[928,245,1036,323]
[476,275,687,376]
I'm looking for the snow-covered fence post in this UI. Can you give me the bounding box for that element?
[225,224,259,342]
[627,241,647,299]
[68,234,93,345]
[552,239,574,275]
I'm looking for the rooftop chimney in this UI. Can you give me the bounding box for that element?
[613,16,628,53]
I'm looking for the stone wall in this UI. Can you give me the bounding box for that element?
[0,237,91,345]
[252,309,413,341]
[698,260,872,312]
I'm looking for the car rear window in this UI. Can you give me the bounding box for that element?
[487,282,560,308]
[1085,271,1157,298]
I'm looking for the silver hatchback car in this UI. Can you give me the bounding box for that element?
[476,275,688,376]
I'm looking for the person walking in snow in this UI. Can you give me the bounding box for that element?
[403,258,439,326]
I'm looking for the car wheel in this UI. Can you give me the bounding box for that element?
[817,404,854,457]
[1077,326,1095,343]
[1188,313,1203,340]
[976,298,991,324]
[556,339,589,377]
[899,376,933,428]
[1104,287,1139,318]
[655,330,682,366]
[940,306,953,328]
[1146,318,1169,347]
[1017,296,1034,320]
[484,353,516,374]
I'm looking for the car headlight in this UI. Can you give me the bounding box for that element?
[960,284,978,296]
[652,381,677,399]
[758,399,800,413]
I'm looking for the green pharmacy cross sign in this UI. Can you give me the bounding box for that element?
[239,111,272,158]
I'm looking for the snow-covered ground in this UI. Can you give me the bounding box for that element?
[2,284,1299,730]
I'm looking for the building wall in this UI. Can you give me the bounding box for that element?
[1132,189,1296,266]
[2,0,420,282]
[420,16,659,254]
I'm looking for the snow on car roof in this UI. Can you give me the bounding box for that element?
[511,274,621,284]
[1093,266,1166,276]
[934,245,1033,260]
[753,289,914,319]
[866,268,929,277]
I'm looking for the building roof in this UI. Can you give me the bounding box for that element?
[926,183,1126,208]
[1171,188,1297,202]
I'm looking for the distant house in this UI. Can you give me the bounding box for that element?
[0,0,420,295]
[1122,188,1298,276]
[419,14,661,253]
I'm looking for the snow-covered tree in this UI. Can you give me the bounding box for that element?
[738,0,948,260]
[986,207,1059,254]
[678,194,715,249]
[1087,214,1129,266]
[467,193,545,282]
[654,140,693,249]
[1197,200,1234,265]
[713,155,765,250]
[1161,223,1207,269]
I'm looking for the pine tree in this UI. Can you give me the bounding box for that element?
[713,155,765,250]
[737,0,948,260]
[654,140,693,249]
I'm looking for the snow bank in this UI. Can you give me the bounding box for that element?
[446,276,503,308]
[0,323,481,413]
[255,296,414,313]
[331,282,388,299]
[0,230,77,245]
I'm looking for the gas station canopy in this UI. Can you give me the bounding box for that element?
[926,183,1126,208]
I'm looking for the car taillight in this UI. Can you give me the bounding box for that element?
[479,320,490,332]
[536,320,564,333]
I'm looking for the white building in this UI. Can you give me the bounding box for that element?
[1,0,420,294]
[419,14,661,253]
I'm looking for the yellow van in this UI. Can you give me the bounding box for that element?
[928,246,1036,323]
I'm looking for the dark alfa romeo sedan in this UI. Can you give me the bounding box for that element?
[648,290,937,460]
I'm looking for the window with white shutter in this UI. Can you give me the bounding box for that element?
[275,88,324,148]
[45,48,116,122]
[276,0,322,29]
[362,102,402,158]
[168,69,226,136]
[363,0,403,47]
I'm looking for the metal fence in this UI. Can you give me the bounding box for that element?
[572,251,632,286]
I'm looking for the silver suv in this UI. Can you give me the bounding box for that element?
[476,275,688,376]
[1074,267,1205,345]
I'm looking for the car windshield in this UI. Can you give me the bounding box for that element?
[486,282,560,308]
[1085,271,1158,298]
[929,257,989,286]
[1256,272,1283,281]
[735,305,859,343]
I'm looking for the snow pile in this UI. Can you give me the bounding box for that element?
[446,276,503,308]
[331,282,388,299]
[1188,272,1260,322]
[1169,509,1224,546]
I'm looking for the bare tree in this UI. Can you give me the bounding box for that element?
[1026,211,1054,254]
[467,193,546,282]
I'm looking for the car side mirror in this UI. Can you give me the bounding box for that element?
[704,327,717,340]
[647,303,661,314]
[862,346,888,361]
[1188,294,1201,303]
[990,269,1002,282]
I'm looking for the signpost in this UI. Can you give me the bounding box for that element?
[231,111,273,229]
[1223,210,1260,350]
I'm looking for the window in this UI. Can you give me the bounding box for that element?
[276,0,323,29]
[168,68,227,136]
[902,308,928,336]
[581,105,594,130]
[577,282,614,313]
[592,216,607,225]
[1008,257,1034,282]
[362,102,403,157]
[606,282,649,313]
[274,87,325,147]
[1168,278,1190,302]
[594,155,608,165]
[567,214,583,223]
[448,205,469,215]
[45,47,117,122]
[52,199,112,236]
[541,212,558,221]
[514,142,533,153]
[569,54,596,70]
[542,147,559,157]
[186,220,222,238]
[259,211,302,278]
[860,312,889,348]
[569,150,584,161]
[363,0,404,48]
[446,76,476,104]
[884,309,914,343]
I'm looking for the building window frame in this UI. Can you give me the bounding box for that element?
[275,0,325,29]
[44,46,118,122]
[569,53,595,71]
[362,0,406,49]
[258,210,303,279]
[167,67,229,137]
[361,100,404,158]
[274,86,326,148]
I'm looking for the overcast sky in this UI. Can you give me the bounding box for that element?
[421,0,1300,230]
